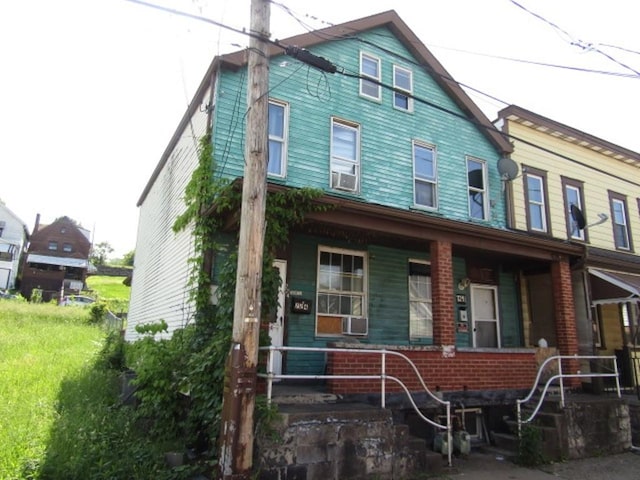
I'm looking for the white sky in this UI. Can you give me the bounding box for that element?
[1,0,639,258]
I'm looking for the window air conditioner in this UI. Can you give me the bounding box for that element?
[342,316,368,335]
[331,171,358,192]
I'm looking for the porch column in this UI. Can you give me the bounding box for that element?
[431,240,455,346]
[551,256,580,387]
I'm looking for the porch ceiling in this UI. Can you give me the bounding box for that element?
[589,268,640,305]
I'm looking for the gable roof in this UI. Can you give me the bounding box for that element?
[498,104,640,168]
[138,10,512,206]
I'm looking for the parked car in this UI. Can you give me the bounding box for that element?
[60,295,95,306]
[0,290,18,300]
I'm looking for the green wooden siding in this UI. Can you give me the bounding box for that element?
[211,26,507,229]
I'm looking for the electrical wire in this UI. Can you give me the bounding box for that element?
[509,0,640,77]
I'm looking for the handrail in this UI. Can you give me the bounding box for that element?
[258,345,453,466]
[516,354,620,437]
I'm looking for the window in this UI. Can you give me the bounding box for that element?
[413,142,437,208]
[267,100,288,177]
[609,192,632,250]
[562,177,586,241]
[409,261,432,339]
[393,66,413,111]
[48,241,58,251]
[467,157,487,220]
[63,243,73,253]
[0,220,5,237]
[523,166,550,233]
[330,118,360,192]
[360,52,381,100]
[316,247,366,336]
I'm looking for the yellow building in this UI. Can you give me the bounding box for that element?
[497,105,640,389]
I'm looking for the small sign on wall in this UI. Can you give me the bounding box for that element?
[291,298,312,314]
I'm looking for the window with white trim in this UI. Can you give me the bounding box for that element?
[316,247,367,336]
[523,166,550,233]
[268,100,288,177]
[330,118,360,192]
[409,261,432,339]
[413,142,437,209]
[610,193,631,250]
[360,52,381,100]
[467,157,487,220]
[393,65,413,111]
[563,180,585,240]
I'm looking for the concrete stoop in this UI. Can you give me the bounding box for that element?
[255,401,445,479]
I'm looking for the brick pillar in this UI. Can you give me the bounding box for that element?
[431,240,455,346]
[551,257,580,387]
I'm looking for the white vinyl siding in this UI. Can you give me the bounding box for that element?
[125,88,212,341]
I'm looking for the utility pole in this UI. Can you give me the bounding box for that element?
[217,0,270,479]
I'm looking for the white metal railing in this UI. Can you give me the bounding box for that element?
[516,354,620,437]
[258,345,453,466]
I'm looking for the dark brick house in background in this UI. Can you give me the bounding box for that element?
[20,215,92,302]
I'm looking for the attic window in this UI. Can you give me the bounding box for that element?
[359,52,381,101]
[61,228,66,234]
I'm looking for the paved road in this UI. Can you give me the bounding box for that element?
[437,449,640,480]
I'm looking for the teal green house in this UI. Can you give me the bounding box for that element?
[127,11,584,408]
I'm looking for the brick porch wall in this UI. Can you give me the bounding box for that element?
[551,257,580,387]
[326,347,537,394]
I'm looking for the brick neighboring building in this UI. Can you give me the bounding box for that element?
[21,215,92,302]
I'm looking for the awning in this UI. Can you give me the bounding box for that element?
[27,254,89,269]
[588,268,640,305]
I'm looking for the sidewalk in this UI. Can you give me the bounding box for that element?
[436,449,640,480]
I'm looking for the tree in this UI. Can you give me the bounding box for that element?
[90,241,114,266]
[122,250,135,267]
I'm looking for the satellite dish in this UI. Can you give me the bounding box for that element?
[497,156,519,181]
[570,204,586,230]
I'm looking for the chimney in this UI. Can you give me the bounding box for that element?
[33,213,40,234]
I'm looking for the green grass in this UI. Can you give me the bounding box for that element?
[86,275,131,314]
[0,302,102,479]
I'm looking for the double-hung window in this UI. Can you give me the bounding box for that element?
[408,261,432,339]
[316,247,366,336]
[360,52,381,101]
[330,118,360,192]
[562,177,586,241]
[267,100,288,177]
[48,241,58,251]
[413,142,437,209]
[523,166,549,233]
[393,66,413,111]
[609,192,631,250]
[467,157,488,220]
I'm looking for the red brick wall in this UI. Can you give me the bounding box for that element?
[431,240,455,346]
[551,257,580,387]
[326,349,537,394]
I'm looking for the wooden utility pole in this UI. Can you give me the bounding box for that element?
[217,0,270,478]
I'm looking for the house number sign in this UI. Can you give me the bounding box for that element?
[291,298,312,314]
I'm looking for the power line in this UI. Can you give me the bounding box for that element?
[509,0,640,77]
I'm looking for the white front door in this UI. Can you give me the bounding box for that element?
[471,284,501,348]
[268,259,287,377]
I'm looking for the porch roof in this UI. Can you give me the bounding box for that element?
[589,268,640,305]
[27,254,89,269]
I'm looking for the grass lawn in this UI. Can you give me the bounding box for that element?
[0,302,103,478]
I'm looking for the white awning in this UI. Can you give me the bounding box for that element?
[27,254,89,269]
[589,268,640,305]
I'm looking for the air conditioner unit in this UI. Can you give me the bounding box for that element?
[342,316,368,336]
[331,171,358,192]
